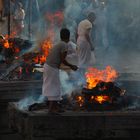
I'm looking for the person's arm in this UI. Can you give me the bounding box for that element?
[61,51,78,71]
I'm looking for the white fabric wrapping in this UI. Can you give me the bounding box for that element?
[77,36,96,68]
[77,19,92,36]
[42,64,61,101]
[77,19,95,68]
[60,41,78,71]
[14,8,25,28]
[66,41,78,65]
[90,51,96,65]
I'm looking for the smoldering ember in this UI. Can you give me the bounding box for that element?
[0,0,140,140]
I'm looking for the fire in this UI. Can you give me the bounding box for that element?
[76,96,84,107]
[3,40,10,48]
[94,95,110,104]
[39,39,52,64]
[45,11,64,41]
[32,55,46,64]
[14,47,20,53]
[3,32,17,49]
[32,39,52,64]
[46,11,64,26]
[5,32,17,39]
[39,55,46,63]
[85,66,118,89]
[89,95,110,104]
[41,39,52,57]
[33,56,39,64]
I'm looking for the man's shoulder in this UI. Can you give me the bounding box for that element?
[78,19,92,30]
[79,19,91,25]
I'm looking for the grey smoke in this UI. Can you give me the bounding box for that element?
[18,95,45,110]
[17,0,140,109]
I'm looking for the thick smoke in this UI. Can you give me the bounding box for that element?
[64,0,140,73]
[17,0,140,109]
[18,95,45,110]
[102,0,140,73]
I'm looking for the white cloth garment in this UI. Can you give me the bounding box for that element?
[42,64,61,101]
[14,8,25,28]
[77,19,92,36]
[77,37,95,68]
[66,41,78,65]
[60,41,78,71]
[77,19,96,68]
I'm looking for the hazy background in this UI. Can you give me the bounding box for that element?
[25,0,140,73]
[1,0,140,73]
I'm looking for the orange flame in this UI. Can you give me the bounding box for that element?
[85,66,118,89]
[46,11,64,26]
[46,11,64,42]
[33,56,39,64]
[41,39,52,57]
[39,55,46,63]
[76,96,84,107]
[32,39,52,64]
[3,40,10,48]
[3,32,17,49]
[94,95,110,104]
[89,95,110,104]
[5,32,17,39]
[14,47,20,53]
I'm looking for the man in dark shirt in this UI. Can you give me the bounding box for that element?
[42,28,78,113]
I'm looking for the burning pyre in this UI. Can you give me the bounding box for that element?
[0,10,63,81]
[0,32,53,80]
[27,66,127,112]
[74,66,126,110]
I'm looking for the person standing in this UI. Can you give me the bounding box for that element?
[77,12,96,71]
[42,28,78,114]
[13,2,25,37]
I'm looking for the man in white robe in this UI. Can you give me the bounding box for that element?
[13,2,25,36]
[42,28,78,113]
[77,12,96,82]
[77,12,96,68]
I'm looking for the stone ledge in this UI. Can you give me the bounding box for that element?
[8,102,140,140]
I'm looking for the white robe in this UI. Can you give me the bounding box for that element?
[60,41,78,71]
[14,8,25,28]
[42,64,61,101]
[66,41,78,65]
[77,19,96,68]
[77,36,96,68]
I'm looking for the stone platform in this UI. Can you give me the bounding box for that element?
[8,102,140,140]
[0,76,139,140]
[0,80,42,139]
